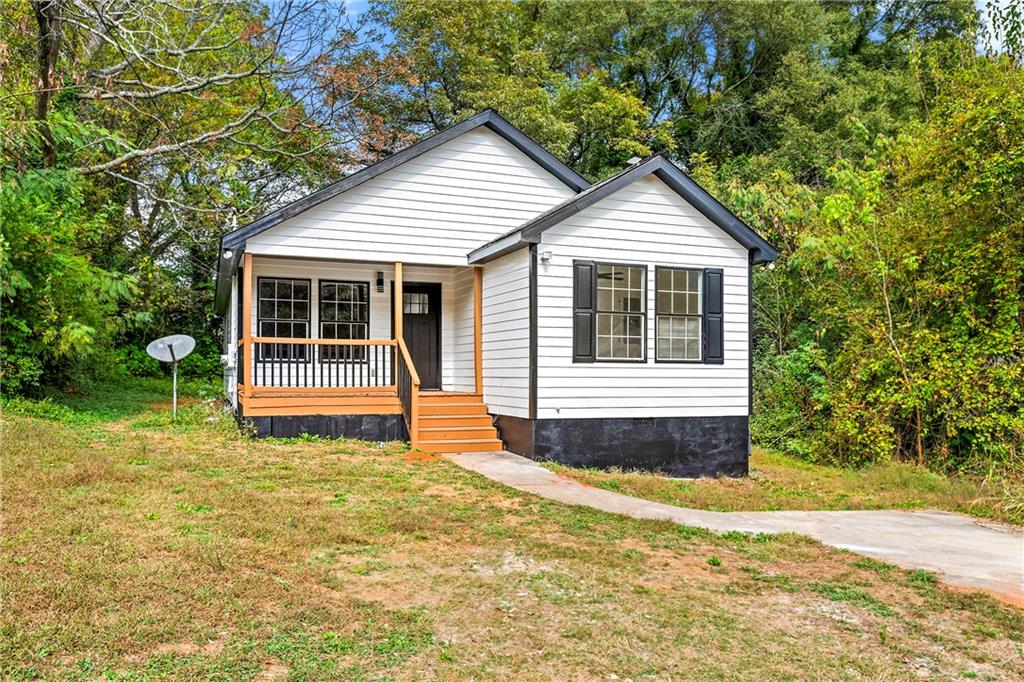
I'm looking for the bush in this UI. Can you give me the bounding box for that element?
[0,170,138,395]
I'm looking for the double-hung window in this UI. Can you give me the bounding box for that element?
[595,263,646,361]
[257,278,310,361]
[319,280,369,361]
[655,268,702,361]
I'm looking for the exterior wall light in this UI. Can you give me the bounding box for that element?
[222,249,233,259]
[376,271,385,292]
[540,250,552,263]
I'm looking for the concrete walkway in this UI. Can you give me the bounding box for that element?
[448,450,1024,606]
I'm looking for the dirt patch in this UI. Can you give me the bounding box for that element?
[138,631,229,660]
[255,662,290,680]
[470,550,554,577]
[422,483,462,498]
[403,450,439,462]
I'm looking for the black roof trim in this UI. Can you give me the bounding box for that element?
[468,155,778,264]
[213,109,590,313]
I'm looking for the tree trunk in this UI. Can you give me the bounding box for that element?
[914,406,924,467]
[33,0,64,168]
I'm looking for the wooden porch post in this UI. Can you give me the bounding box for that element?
[393,261,403,340]
[240,252,253,414]
[473,266,483,395]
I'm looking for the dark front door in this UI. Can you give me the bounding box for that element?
[397,282,441,390]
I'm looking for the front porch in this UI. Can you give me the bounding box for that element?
[233,255,501,452]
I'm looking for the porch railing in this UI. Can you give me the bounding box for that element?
[247,337,396,389]
[394,337,421,448]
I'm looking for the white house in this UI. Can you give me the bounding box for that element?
[214,109,777,476]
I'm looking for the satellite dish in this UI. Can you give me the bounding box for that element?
[146,334,195,363]
[146,334,195,419]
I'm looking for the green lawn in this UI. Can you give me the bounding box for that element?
[2,381,1022,679]
[545,448,1022,525]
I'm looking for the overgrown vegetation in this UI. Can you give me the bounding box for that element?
[2,1,1022,474]
[2,386,1022,678]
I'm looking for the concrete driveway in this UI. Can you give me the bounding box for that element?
[449,450,1024,606]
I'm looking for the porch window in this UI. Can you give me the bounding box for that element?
[595,264,646,361]
[257,277,310,361]
[655,268,702,361]
[320,280,369,361]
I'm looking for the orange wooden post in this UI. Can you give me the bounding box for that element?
[393,262,403,340]
[473,266,483,395]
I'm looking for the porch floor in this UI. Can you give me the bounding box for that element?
[240,389,502,453]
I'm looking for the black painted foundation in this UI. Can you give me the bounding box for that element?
[495,414,749,478]
[240,414,408,441]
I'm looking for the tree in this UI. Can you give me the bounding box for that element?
[1,0,403,390]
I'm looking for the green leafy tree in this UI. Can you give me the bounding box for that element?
[754,56,1023,470]
[0,169,137,392]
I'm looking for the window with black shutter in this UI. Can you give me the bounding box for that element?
[573,261,647,362]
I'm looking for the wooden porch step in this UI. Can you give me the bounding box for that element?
[418,425,498,441]
[412,391,503,453]
[417,438,504,454]
[419,402,489,416]
[418,392,482,404]
[419,414,494,428]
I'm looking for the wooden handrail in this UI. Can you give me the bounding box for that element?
[394,337,421,387]
[394,336,420,449]
[249,337,396,346]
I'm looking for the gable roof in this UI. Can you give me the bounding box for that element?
[214,109,590,312]
[467,154,778,264]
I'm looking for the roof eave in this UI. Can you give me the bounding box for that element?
[470,154,779,265]
[467,231,535,264]
[213,242,241,315]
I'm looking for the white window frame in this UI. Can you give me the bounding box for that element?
[595,263,647,362]
[655,267,703,362]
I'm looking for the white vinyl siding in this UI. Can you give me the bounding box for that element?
[481,248,530,417]
[245,128,575,265]
[245,258,462,390]
[537,175,750,419]
[450,266,476,393]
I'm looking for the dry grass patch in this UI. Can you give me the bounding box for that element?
[2,389,1022,679]
[547,447,1014,522]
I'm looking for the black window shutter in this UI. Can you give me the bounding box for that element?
[573,261,596,362]
[703,268,724,364]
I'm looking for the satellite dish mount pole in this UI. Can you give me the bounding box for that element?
[169,345,178,419]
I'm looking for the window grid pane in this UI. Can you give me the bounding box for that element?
[320,281,369,362]
[403,292,429,314]
[594,264,645,361]
[597,265,644,313]
[257,278,310,361]
[596,313,645,360]
[656,315,701,360]
[656,268,703,361]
